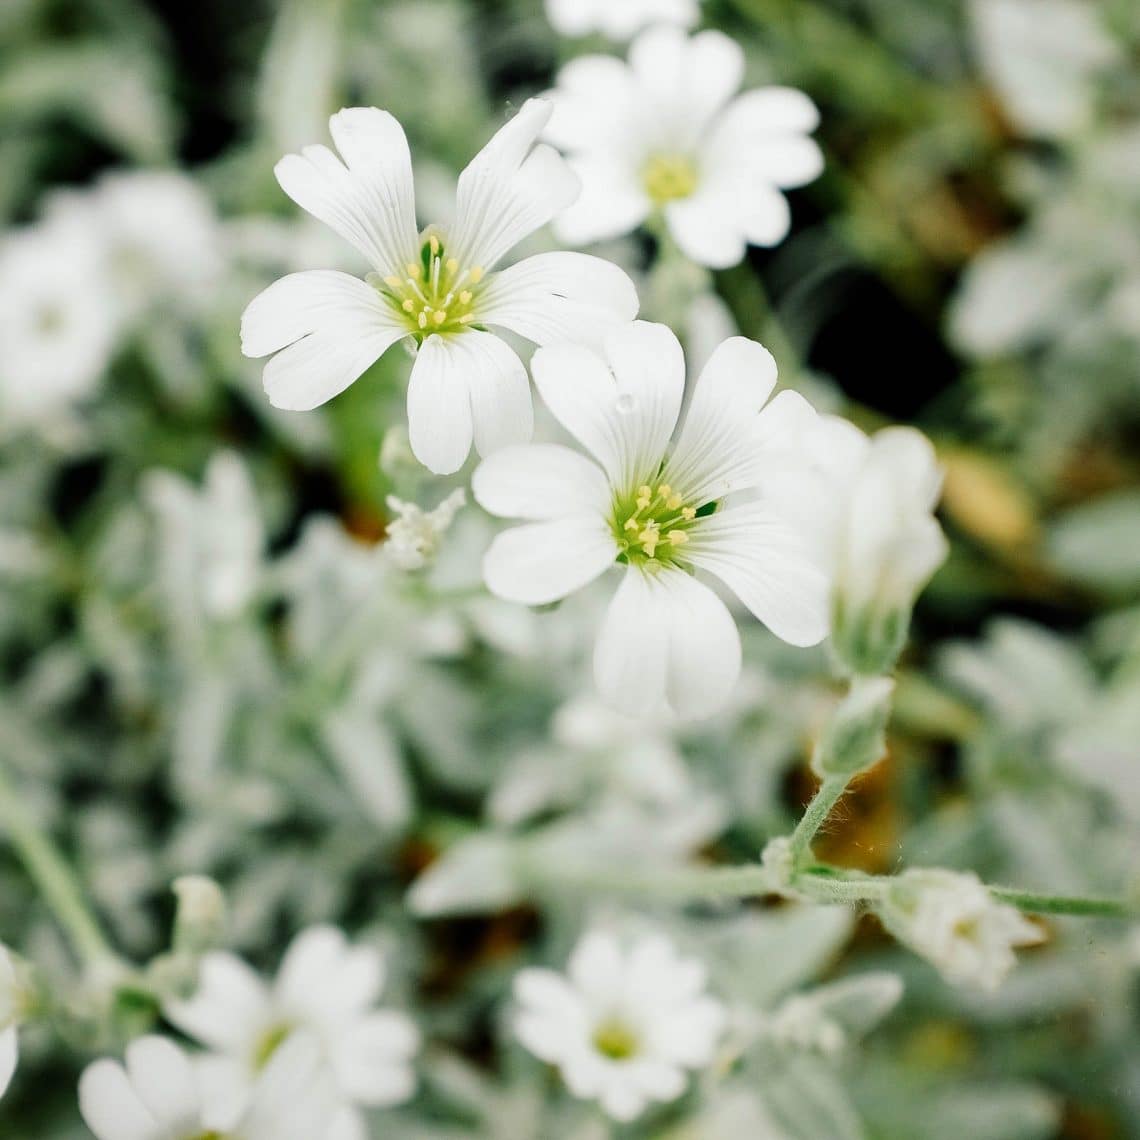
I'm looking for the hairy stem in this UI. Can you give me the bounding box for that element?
[0,761,115,970]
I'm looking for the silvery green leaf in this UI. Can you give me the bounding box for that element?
[703,906,854,1008]
[789,972,905,1039]
[762,1054,865,1140]
[1046,490,1140,592]
[321,707,414,831]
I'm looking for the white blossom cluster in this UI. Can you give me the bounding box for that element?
[0,2,1136,1138]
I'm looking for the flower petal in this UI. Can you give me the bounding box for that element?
[665,336,779,502]
[0,1028,16,1099]
[406,336,476,475]
[688,502,830,647]
[330,1012,419,1106]
[274,108,419,272]
[478,252,639,348]
[483,516,616,606]
[242,271,407,410]
[665,180,791,268]
[629,28,744,142]
[79,1060,160,1140]
[552,155,652,246]
[275,925,383,1024]
[473,443,611,520]
[125,1036,200,1131]
[163,952,271,1055]
[659,570,743,720]
[531,321,684,489]
[462,331,536,458]
[450,99,580,270]
[594,568,669,715]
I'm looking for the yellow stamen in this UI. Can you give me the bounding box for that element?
[446,257,460,274]
[657,484,672,498]
[402,299,415,313]
[429,235,441,255]
[384,275,401,289]
[468,266,485,284]
[667,530,689,546]
[417,312,428,329]
[459,290,473,305]
[406,262,420,276]
[459,313,475,324]
[681,507,697,521]
[433,310,448,326]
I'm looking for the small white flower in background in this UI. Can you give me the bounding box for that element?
[163,925,419,1136]
[545,0,700,40]
[878,869,1044,992]
[473,321,829,720]
[0,945,25,1100]
[971,0,1120,140]
[513,930,726,1122]
[795,419,948,676]
[47,170,223,322]
[384,488,466,570]
[0,219,115,431]
[544,27,823,268]
[144,452,265,622]
[241,99,639,474]
[78,1033,345,1140]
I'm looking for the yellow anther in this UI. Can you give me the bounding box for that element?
[417,312,428,329]
[433,310,448,326]
[657,484,672,498]
[446,258,459,275]
[681,507,697,521]
[666,494,683,510]
[406,262,420,277]
[402,299,415,313]
[667,530,689,546]
[459,313,476,324]
[469,267,485,284]
[459,290,473,305]
[624,518,640,532]
[384,275,401,289]
[429,235,441,255]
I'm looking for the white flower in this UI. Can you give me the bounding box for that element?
[513,930,726,1122]
[241,99,639,474]
[384,488,466,570]
[163,925,419,1136]
[544,27,823,268]
[0,219,115,431]
[545,0,700,40]
[0,946,22,1100]
[78,1034,344,1140]
[878,870,1044,992]
[144,452,265,622]
[473,321,829,720]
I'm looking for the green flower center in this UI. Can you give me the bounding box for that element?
[373,232,484,337]
[642,153,699,205]
[612,481,699,568]
[592,1017,641,1061]
[252,1022,293,1071]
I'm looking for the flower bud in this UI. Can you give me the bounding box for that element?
[811,677,895,780]
[171,875,226,956]
[828,428,948,676]
[877,869,1043,991]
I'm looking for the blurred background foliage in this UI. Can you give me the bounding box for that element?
[1,0,1139,1137]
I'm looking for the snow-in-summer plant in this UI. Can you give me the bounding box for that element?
[1,2,1139,1137]
[241,99,639,474]
[513,930,726,1122]
[543,26,824,267]
[474,322,830,719]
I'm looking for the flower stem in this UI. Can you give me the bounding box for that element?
[0,761,115,970]
[787,774,850,867]
[987,886,1136,919]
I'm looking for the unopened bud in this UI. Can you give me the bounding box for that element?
[172,876,225,955]
[812,677,895,780]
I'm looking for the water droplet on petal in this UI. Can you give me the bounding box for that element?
[616,393,636,415]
